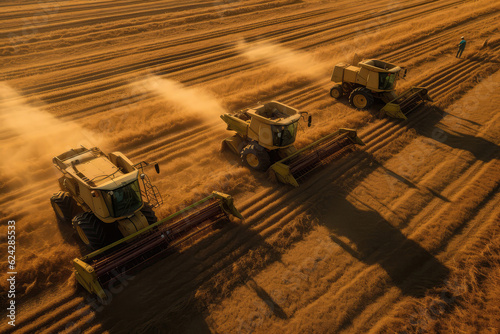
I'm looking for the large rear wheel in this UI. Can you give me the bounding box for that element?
[349,87,374,109]
[241,144,271,171]
[72,212,115,250]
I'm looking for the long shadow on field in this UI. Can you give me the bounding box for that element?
[311,187,450,298]
[407,106,500,162]
[90,218,296,334]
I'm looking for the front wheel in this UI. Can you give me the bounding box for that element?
[72,212,115,250]
[349,87,374,109]
[330,84,343,99]
[50,191,73,224]
[240,144,271,171]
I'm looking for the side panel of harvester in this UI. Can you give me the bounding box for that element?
[219,114,249,155]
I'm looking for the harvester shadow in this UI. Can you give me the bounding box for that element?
[309,188,450,298]
[246,279,288,320]
[332,98,381,120]
[92,220,284,334]
[407,106,500,162]
[378,163,450,202]
[378,164,417,189]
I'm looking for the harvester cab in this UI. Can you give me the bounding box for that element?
[51,146,163,250]
[330,59,432,119]
[220,101,364,187]
[51,146,242,299]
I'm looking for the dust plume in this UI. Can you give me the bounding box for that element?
[132,75,227,121]
[0,83,102,186]
[238,40,330,79]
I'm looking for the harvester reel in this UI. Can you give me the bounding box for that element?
[72,212,115,250]
[50,191,74,224]
[330,84,343,99]
[349,87,374,109]
[241,144,271,171]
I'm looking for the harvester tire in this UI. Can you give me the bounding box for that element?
[330,84,343,99]
[72,212,112,250]
[141,204,158,225]
[241,144,271,171]
[50,191,73,224]
[342,82,353,95]
[349,87,374,109]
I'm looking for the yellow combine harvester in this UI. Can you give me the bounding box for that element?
[51,147,242,299]
[330,59,432,119]
[220,101,364,187]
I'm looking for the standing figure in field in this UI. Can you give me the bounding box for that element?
[456,36,466,58]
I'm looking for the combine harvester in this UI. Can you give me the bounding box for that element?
[51,146,242,299]
[220,101,364,187]
[329,59,432,119]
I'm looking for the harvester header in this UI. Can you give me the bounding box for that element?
[269,129,364,187]
[73,191,242,299]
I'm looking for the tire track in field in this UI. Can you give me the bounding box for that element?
[0,0,203,23]
[386,12,500,64]
[0,0,225,35]
[1,7,332,77]
[5,0,460,106]
[45,1,487,123]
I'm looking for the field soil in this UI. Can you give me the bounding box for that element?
[1,0,499,333]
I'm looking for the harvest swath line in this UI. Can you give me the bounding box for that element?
[45,5,494,128]
[4,0,464,105]
[1,7,332,77]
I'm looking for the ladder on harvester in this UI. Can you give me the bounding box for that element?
[134,161,163,208]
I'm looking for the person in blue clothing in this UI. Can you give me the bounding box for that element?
[456,36,466,58]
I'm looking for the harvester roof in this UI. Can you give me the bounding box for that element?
[359,59,401,73]
[246,101,301,125]
[54,147,137,190]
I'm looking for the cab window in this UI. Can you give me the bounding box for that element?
[272,122,298,147]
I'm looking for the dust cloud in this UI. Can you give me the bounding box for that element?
[238,40,330,79]
[132,75,227,121]
[0,83,102,185]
